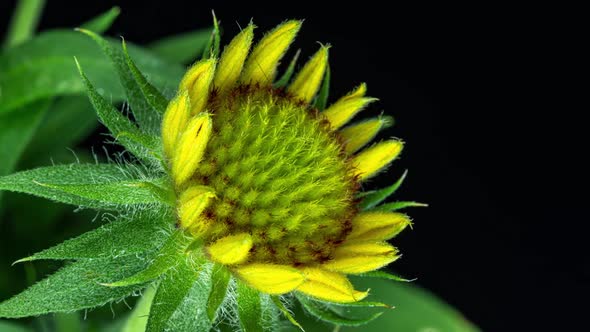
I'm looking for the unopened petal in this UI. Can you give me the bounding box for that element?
[340,116,392,154]
[207,233,253,265]
[178,185,215,230]
[324,83,377,129]
[172,113,212,186]
[241,20,301,85]
[161,91,191,159]
[297,267,368,303]
[179,59,216,115]
[322,242,400,274]
[347,212,412,242]
[213,24,255,93]
[234,263,304,295]
[287,46,329,103]
[353,140,403,181]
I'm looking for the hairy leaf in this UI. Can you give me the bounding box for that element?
[15,211,173,262]
[296,295,382,327]
[373,201,428,211]
[271,296,304,331]
[0,164,165,209]
[202,14,220,59]
[360,170,408,210]
[314,64,330,111]
[0,256,151,318]
[148,28,211,64]
[79,6,120,34]
[237,281,263,332]
[206,263,231,321]
[274,50,300,88]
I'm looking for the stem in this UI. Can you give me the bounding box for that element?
[3,0,46,49]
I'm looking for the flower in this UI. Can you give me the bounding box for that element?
[164,20,410,303]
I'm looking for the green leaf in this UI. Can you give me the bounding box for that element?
[105,230,190,287]
[2,0,45,49]
[358,270,414,282]
[0,321,32,332]
[121,285,156,332]
[0,164,166,209]
[76,29,160,132]
[14,211,173,262]
[0,99,50,207]
[202,13,221,59]
[373,201,428,211]
[296,295,382,327]
[237,281,263,332]
[360,170,408,210]
[75,58,160,162]
[80,7,121,34]
[147,258,210,332]
[272,296,304,331]
[54,313,82,332]
[314,63,330,111]
[0,256,151,318]
[122,39,169,115]
[206,263,231,321]
[0,30,184,114]
[274,50,300,88]
[148,28,211,64]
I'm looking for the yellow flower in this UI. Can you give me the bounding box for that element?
[162,20,410,304]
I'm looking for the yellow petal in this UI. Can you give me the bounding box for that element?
[179,59,216,115]
[241,20,301,85]
[161,91,191,159]
[340,116,392,154]
[233,263,304,295]
[287,46,329,103]
[322,242,399,274]
[347,212,412,242]
[206,233,253,265]
[323,83,377,129]
[178,185,215,230]
[353,140,403,181]
[297,267,368,303]
[171,113,212,186]
[213,24,255,94]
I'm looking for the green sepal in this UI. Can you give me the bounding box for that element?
[274,49,301,88]
[147,257,210,332]
[0,256,151,318]
[329,301,392,308]
[202,12,221,59]
[122,39,169,115]
[295,295,383,327]
[121,285,157,332]
[358,270,415,282]
[360,170,408,210]
[74,57,159,162]
[314,63,330,111]
[76,28,160,133]
[104,230,191,287]
[237,281,263,332]
[13,210,173,263]
[272,296,304,331]
[0,164,167,209]
[373,201,428,211]
[79,6,121,34]
[148,28,212,64]
[206,263,231,322]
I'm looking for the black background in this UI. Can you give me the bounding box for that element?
[1,1,586,331]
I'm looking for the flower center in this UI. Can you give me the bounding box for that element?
[191,85,359,265]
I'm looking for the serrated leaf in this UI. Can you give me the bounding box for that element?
[274,50,300,88]
[0,256,151,318]
[79,6,120,34]
[0,164,166,209]
[147,257,209,332]
[360,170,408,210]
[121,285,156,332]
[296,295,382,327]
[314,64,330,111]
[0,30,184,114]
[237,280,263,332]
[77,28,160,132]
[75,58,160,162]
[373,201,428,211]
[105,230,190,287]
[202,13,220,59]
[207,263,231,321]
[148,28,211,64]
[15,210,173,263]
[122,39,169,115]
[272,296,304,331]
[358,270,414,282]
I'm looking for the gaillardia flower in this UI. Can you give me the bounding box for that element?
[0,18,421,331]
